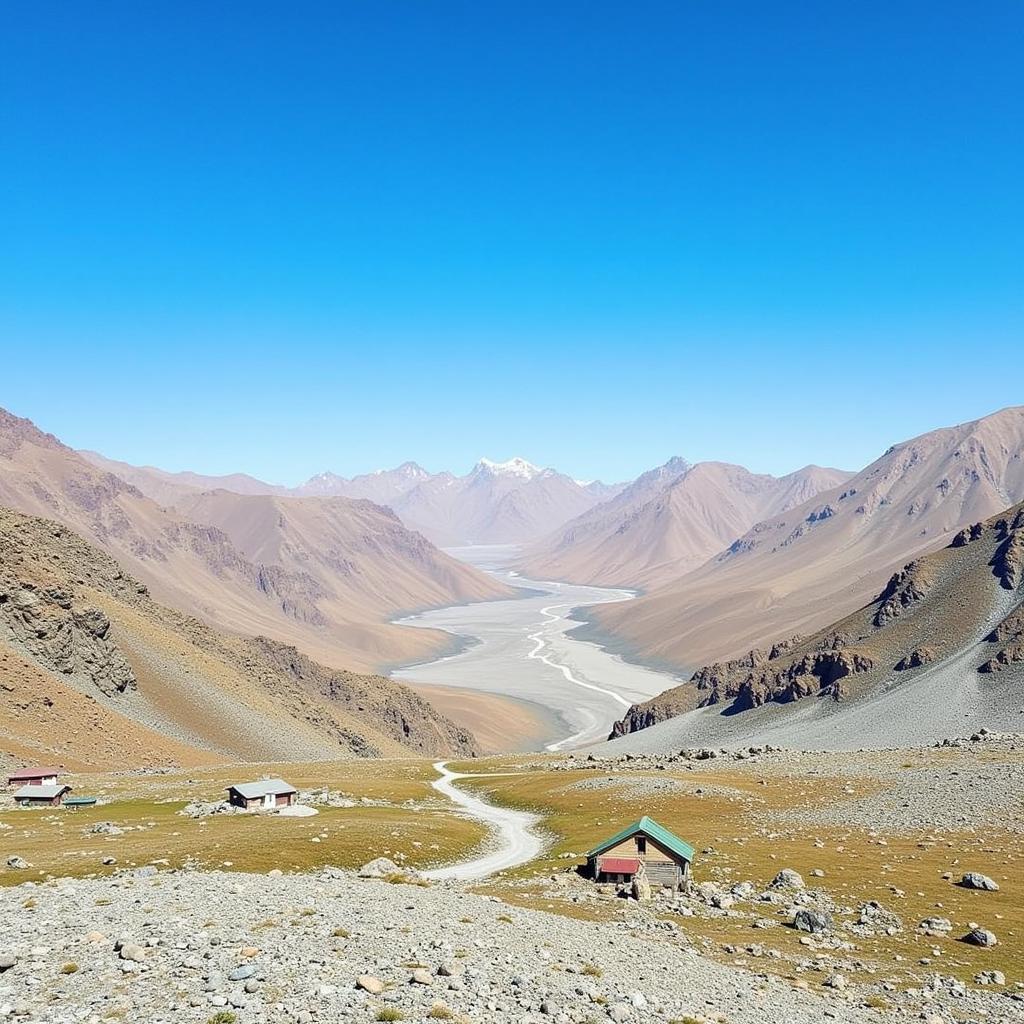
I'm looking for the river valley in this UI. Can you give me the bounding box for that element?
[393,546,681,751]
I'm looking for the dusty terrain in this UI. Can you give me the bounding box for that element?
[604,498,1024,751]
[1,407,508,674]
[584,407,1024,673]
[0,507,478,766]
[3,737,1022,1022]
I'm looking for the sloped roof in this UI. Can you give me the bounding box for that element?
[14,784,70,799]
[8,767,59,780]
[228,779,296,799]
[587,815,694,862]
[596,856,640,874]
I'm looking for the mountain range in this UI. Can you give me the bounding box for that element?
[2,409,508,675]
[83,451,622,547]
[0,504,477,768]
[602,494,1024,751]
[573,406,1024,673]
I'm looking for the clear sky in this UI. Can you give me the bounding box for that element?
[2,3,1021,485]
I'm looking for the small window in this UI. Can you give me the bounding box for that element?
[636,836,647,854]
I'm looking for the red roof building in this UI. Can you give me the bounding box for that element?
[7,767,60,787]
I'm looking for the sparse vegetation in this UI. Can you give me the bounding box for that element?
[60,962,79,974]
[206,1014,237,1024]
[331,926,350,938]
[427,1007,454,1020]
[375,1010,404,1022]
[580,962,602,977]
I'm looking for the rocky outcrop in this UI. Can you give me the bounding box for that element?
[991,521,1023,590]
[874,561,935,627]
[0,577,137,697]
[894,647,937,671]
[731,649,874,711]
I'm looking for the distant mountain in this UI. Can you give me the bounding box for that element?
[292,456,623,546]
[0,505,477,768]
[522,458,851,587]
[295,461,432,503]
[2,408,509,674]
[604,497,1024,751]
[588,407,1024,673]
[82,450,288,506]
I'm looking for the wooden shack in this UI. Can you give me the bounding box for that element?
[13,783,71,807]
[8,767,59,788]
[586,815,694,889]
[226,779,297,810]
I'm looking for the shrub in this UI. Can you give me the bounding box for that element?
[207,1014,238,1024]
[375,1010,404,1022]
[581,963,602,977]
[60,962,79,974]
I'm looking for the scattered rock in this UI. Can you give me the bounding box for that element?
[962,927,998,947]
[770,868,804,890]
[959,872,999,891]
[793,909,831,934]
[356,974,385,994]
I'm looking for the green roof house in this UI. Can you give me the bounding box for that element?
[586,815,694,889]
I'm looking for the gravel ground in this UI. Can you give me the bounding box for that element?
[0,866,976,1024]
[562,775,755,802]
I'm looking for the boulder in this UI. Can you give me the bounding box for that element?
[357,857,400,878]
[770,868,805,890]
[959,872,999,891]
[793,909,831,934]
[962,927,998,948]
[5,856,29,870]
[630,873,651,902]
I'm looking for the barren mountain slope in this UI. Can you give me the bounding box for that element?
[1,409,508,672]
[605,499,1024,750]
[589,407,1024,671]
[0,506,477,767]
[80,450,287,505]
[523,459,850,587]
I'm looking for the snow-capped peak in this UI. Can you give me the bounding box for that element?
[475,456,541,480]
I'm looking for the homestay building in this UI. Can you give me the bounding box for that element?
[7,767,60,788]
[587,815,694,889]
[14,783,71,807]
[227,778,298,810]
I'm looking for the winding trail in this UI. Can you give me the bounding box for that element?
[422,761,543,881]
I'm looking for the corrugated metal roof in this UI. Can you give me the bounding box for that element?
[228,779,296,799]
[8,767,59,780]
[587,815,694,862]
[597,856,640,874]
[14,784,69,799]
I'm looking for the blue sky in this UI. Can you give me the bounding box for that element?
[2,2,1021,484]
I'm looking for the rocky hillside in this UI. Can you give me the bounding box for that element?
[608,499,1024,747]
[0,506,477,768]
[590,406,1024,672]
[2,407,509,673]
[522,459,850,588]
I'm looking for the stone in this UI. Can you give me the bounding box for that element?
[918,916,952,934]
[608,1004,633,1022]
[411,967,433,985]
[0,955,15,973]
[356,975,385,994]
[228,965,256,981]
[793,908,831,934]
[119,943,147,963]
[437,962,464,977]
[975,970,1006,985]
[5,857,28,871]
[962,927,997,947]
[630,874,651,901]
[824,973,846,990]
[357,857,401,878]
[770,868,805,890]
[960,872,999,891]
